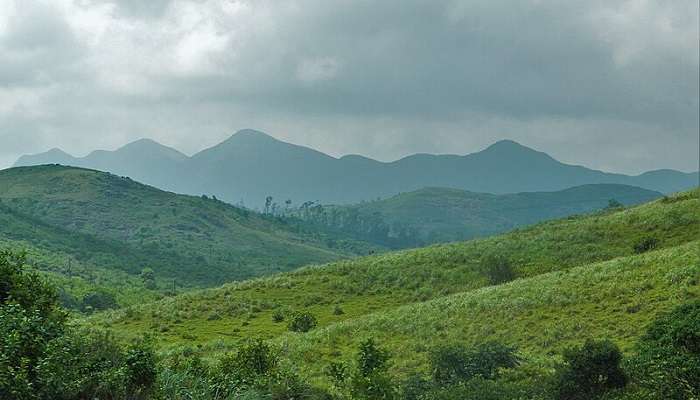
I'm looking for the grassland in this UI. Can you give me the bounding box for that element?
[0,165,378,287]
[93,189,699,358]
[279,241,698,385]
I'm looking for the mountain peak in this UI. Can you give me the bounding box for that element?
[484,139,530,152]
[228,129,277,142]
[113,138,188,161]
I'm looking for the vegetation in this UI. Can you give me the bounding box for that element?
[0,165,378,289]
[0,250,157,399]
[278,184,662,248]
[0,188,698,398]
[93,189,698,347]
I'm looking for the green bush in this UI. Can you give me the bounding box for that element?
[481,255,516,285]
[430,342,519,385]
[633,237,658,254]
[272,309,285,322]
[288,311,318,332]
[626,301,700,399]
[0,250,156,400]
[553,339,627,400]
[81,290,118,313]
[219,339,278,381]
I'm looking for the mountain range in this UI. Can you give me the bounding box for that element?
[14,129,699,206]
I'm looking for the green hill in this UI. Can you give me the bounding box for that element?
[0,165,373,288]
[94,189,699,352]
[0,203,163,308]
[280,240,698,386]
[289,184,662,247]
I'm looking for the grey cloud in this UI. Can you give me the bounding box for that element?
[0,0,697,174]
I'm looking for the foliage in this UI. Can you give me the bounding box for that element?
[430,342,519,385]
[553,339,627,400]
[329,339,397,400]
[288,311,318,332]
[626,301,700,399]
[481,254,516,285]
[633,237,658,254]
[0,250,157,400]
[280,185,661,249]
[81,290,118,313]
[141,268,157,290]
[272,309,285,323]
[0,165,359,288]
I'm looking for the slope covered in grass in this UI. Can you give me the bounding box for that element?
[279,241,699,386]
[95,189,699,348]
[0,165,372,286]
[0,203,163,308]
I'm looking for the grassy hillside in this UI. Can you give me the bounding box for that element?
[0,165,375,287]
[0,203,166,308]
[279,241,698,386]
[94,189,699,350]
[290,184,662,247]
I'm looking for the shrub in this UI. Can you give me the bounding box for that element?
[140,268,157,290]
[430,342,519,385]
[633,237,658,254]
[481,255,516,285]
[553,339,627,400]
[0,250,155,400]
[627,301,700,399]
[351,339,396,400]
[81,290,118,313]
[272,309,285,323]
[219,339,278,380]
[288,311,318,332]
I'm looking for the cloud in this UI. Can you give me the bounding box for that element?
[0,0,697,174]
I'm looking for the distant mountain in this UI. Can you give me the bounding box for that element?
[0,165,372,287]
[288,184,663,247]
[15,139,188,190]
[14,129,699,206]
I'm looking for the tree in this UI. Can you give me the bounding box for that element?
[553,339,627,400]
[140,267,157,290]
[81,290,117,313]
[606,199,623,209]
[481,254,516,285]
[0,250,157,399]
[219,339,278,381]
[264,196,273,214]
[627,301,700,399]
[430,342,519,385]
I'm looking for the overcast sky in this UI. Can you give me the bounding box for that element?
[1,0,698,174]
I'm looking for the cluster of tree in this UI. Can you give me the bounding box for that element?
[0,250,157,399]
[263,196,423,249]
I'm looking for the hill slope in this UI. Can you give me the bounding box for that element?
[0,165,366,287]
[291,184,662,247]
[280,241,699,385]
[15,130,699,205]
[0,203,163,308]
[95,189,699,350]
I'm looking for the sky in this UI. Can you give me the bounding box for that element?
[0,0,698,174]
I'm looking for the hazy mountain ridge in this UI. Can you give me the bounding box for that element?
[14,129,699,206]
